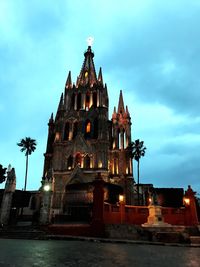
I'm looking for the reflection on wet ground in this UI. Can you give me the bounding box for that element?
[0,239,199,267]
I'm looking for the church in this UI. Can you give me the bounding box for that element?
[42,43,135,221]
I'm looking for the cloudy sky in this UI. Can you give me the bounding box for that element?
[0,0,200,194]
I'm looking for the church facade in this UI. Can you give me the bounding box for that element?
[42,45,135,219]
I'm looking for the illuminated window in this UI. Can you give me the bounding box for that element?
[84,120,91,139]
[85,71,88,78]
[86,121,91,133]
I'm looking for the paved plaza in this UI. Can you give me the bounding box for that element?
[0,239,199,267]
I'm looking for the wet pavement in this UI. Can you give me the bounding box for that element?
[0,239,199,267]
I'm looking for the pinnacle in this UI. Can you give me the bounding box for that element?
[65,71,72,89]
[98,67,103,84]
[117,90,125,114]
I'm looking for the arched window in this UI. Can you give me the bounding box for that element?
[71,93,75,109]
[77,92,81,110]
[67,155,73,170]
[85,92,90,110]
[75,153,82,166]
[64,122,70,140]
[85,155,90,169]
[85,120,91,139]
[73,122,78,139]
[93,92,97,108]
[93,118,98,139]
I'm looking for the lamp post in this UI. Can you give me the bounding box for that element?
[119,194,125,224]
[39,169,54,225]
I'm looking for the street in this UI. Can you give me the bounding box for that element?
[0,239,199,267]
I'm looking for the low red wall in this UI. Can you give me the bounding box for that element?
[103,204,198,226]
[104,204,121,224]
[162,207,185,225]
[125,205,148,225]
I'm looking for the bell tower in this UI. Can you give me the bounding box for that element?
[110,90,134,204]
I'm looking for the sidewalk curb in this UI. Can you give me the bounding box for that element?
[45,234,200,248]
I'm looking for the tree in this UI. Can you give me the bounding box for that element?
[0,164,7,184]
[132,139,146,205]
[17,137,37,191]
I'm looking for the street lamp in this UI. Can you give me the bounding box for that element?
[183,197,190,206]
[119,194,124,203]
[44,184,51,192]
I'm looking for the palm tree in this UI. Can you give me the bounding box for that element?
[0,164,7,184]
[17,137,37,191]
[132,139,146,205]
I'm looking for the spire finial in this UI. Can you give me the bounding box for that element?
[86,36,94,47]
[77,39,97,86]
[65,71,72,89]
[118,90,125,114]
[98,67,103,84]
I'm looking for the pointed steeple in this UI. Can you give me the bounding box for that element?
[112,106,117,119]
[77,46,97,87]
[117,90,125,114]
[65,71,72,89]
[98,67,103,84]
[49,113,54,123]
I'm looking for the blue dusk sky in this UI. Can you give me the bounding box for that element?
[0,0,200,194]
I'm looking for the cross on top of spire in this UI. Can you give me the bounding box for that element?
[86,36,94,47]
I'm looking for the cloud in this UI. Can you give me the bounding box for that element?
[102,1,200,115]
[0,0,200,194]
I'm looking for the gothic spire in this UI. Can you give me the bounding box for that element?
[117,90,125,114]
[98,67,103,85]
[77,46,97,87]
[65,71,72,89]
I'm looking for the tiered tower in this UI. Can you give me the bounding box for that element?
[43,44,134,218]
[110,90,134,203]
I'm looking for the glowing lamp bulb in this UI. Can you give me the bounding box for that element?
[119,194,124,203]
[183,197,190,206]
[44,184,50,192]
